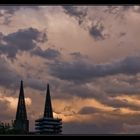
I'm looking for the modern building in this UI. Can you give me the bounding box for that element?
[35,84,62,134]
[14,80,29,134]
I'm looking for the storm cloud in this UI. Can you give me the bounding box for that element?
[31,47,60,60]
[48,56,140,83]
[0,27,47,59]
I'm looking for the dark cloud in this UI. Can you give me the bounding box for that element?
[105,98,140,111]
[0,57,21,88]
[49,79,140,111]
[70,52,81,57]
[3,28,46,50]
[25,78,46,91]
[63,6,109,41]
[48,60,94,83]
[31,47,60,60]
[0,27,47,60]
[88,18,110,40]
[105,84,140,96]
[89,24,105,40]
[59,83,101,99]
[78,106,100,115]
[94,75,140,96]
[70,52,88,60]
[13,63,47,91]
[47,56,140,110]
[62,6,87,25]
[48,56,140,83]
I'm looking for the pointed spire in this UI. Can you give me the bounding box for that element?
[15,80,27,120]
[14,80,29,133]
[44,84,53,118]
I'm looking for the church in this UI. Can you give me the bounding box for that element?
[14,81,62,135]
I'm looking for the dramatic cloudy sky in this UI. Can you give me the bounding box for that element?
[1,5,140,134]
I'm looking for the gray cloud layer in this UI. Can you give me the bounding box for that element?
[0,27,60,61]
[48,56,140,83]
[31,47,60,60]
[47,55,140,111]
[0,27,47,59]
[0,57,21,88]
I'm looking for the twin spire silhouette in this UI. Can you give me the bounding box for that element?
[14,80,53,133]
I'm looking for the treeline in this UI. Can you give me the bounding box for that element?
[0,121,28,135]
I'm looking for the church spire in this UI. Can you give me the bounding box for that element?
[14,80,29,133]
[35,83,62,134]
[44,84,53,118]
[16,80,27,120]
